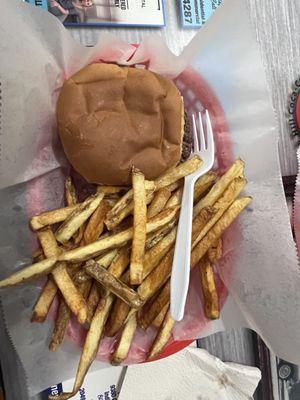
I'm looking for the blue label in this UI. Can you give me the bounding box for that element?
[42,383,63,398]
[25,0,48,10]
[179,0,222,28]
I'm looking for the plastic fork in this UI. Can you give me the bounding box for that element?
[170,110,215,321]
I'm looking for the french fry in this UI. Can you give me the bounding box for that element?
[147,188,172,218]
[49,298,71,352]
[145,220,177,250]
[59,207,178,263]
[193,158,245,217]
[165,187,183,208]
[65,177,78,206]
[107,180,155,220]
[31,277,57,323]
[130,167,147,285]
[105,192,154,231]
[148,310,174,360]
[56,192,105,244]
[86,282,100,325]
[0,257,57,288]
[139,281,170,330]
[50,295,114,400]
[32,247,43,261]
[192,177,247,248]
[105,297,130,337]
[207,239,222,263]
[152,303,169,329]
[111,313,137,365]
[95,249,119,268]
[108,247,130,278]
[155,156,202,189]
[30,205,79,231]
[138,207,215,302]
[85,261,143,309]
[83,200,111,245]
[165,179,183,193]
[38,227,88,325]
[199,257,220,319]
[97,185,128,195]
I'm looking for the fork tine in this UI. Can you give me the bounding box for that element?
[192,114,199,152]
[198,111,206,151]
[205,110,214,153]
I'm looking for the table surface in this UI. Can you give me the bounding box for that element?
[67,2,300,399]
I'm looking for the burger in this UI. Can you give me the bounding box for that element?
[57,63,191,186]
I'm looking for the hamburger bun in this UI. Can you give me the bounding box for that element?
[57,63,185,185]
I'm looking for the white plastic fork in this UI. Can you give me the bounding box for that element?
[170,110,215,321]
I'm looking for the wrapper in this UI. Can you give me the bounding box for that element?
[1,0,300,396]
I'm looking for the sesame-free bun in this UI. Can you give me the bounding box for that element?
[57,63,184,185]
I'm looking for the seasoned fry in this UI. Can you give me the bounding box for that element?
[207,239,222,263]
[130,167,147,285]
[152,303,169,329]
[86,282,100,325]
[155,156,202,189]
[38,227,88,325]
[83,201,111,245]
[105,297,130,337]
[145,220,177,250]
[30,205,78,231]
[31,277,57,323]
[148,310,174,360]
[49,298,71,352]
[85,261,143,309]
[111,313,137,365]
[199,257,220,319]
[147,188,172,218]
[193,158,245,217]
[107,181,155,220]
[192,177,247,248]
[0,257,57,288]
[60,207,178,263]
[108,247,130,278]
[139,281,170,330]
[56,193,105,244]
[138,207,214,302]
[50,295,114,400]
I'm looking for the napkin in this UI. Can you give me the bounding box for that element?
[118,347,261,400]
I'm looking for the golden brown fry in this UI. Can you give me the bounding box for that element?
[111,313,137,365]
[60,207,178,263]
[145,220,177,250]
[38,227,88,325]
[199,257,220,319]
[31,277,57,323]
[155,156,202,189]
[147,188,172,218]
[105,296,130,337]
[0,257,57,288]
[97,185,128,195]
[138,207,215,302]
[95,249,119,268]
[193,171,218,203]
[193,158,245,217]
[152,303,169,329]
[165,179,183,193]
[165,187,183,208]
[86,282,100,325]
[49,295,114,400]
[30,205,78,231]
[32,247,43,262]
[83,201,111,245]
[56,193,105,244]
[65,177,78,207]
[207,239,222,263]
[148,310,174,360]
[85,261,143,309]
[192,177,247,248]
[49,298,71,352]
[108,247,130,278]
[139,281,170,330]
[130,167,147,285]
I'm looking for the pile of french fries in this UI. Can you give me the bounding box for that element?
[0,156,250,400]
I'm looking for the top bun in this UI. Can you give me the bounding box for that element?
[57,63,184,185]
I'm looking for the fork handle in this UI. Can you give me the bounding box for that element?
[170,178,195,321]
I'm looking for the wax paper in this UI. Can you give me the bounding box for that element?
[1,0,300,396]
